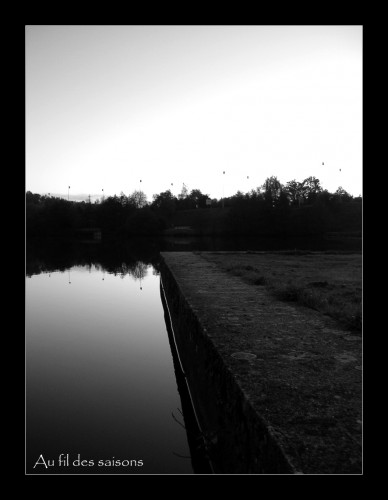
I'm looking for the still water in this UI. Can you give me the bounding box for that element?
[26,244,196,474]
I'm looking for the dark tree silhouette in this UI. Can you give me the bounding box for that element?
[285,180,304,206]
[302,176,323,204]
[26,175,360,239]
[127,190,148,209]
[262,176,283,207]
[151,190,176,219]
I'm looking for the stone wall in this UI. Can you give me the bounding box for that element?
[160,256,296,474]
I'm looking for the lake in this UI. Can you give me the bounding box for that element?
[26,238,207,475]
[25,234,361,474]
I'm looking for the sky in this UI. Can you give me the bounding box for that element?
[25,25,362,202]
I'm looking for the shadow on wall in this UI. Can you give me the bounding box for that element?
[160,280,214,474]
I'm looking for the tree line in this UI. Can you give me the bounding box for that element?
[26,176,361,238]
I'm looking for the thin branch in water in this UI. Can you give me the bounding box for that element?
[171,411,186,430]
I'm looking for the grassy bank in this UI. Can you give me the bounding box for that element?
[198,251,362,333]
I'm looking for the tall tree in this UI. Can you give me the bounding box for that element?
[262,176,283,207]
[188,189,209,208]
[302,176,323,203]
[285,179,304,206]
[127,190,148,209]
[151,190,176,218]
[334,186,353,202]
[178,183,189,200]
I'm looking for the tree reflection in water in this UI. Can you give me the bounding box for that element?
[26,237,162,279]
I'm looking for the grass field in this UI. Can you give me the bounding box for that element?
[199,251,362,333]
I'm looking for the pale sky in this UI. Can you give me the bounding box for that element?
[25,25,362,202]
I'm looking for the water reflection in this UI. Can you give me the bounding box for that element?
[26,244,195,474]
[26,237,162,277]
